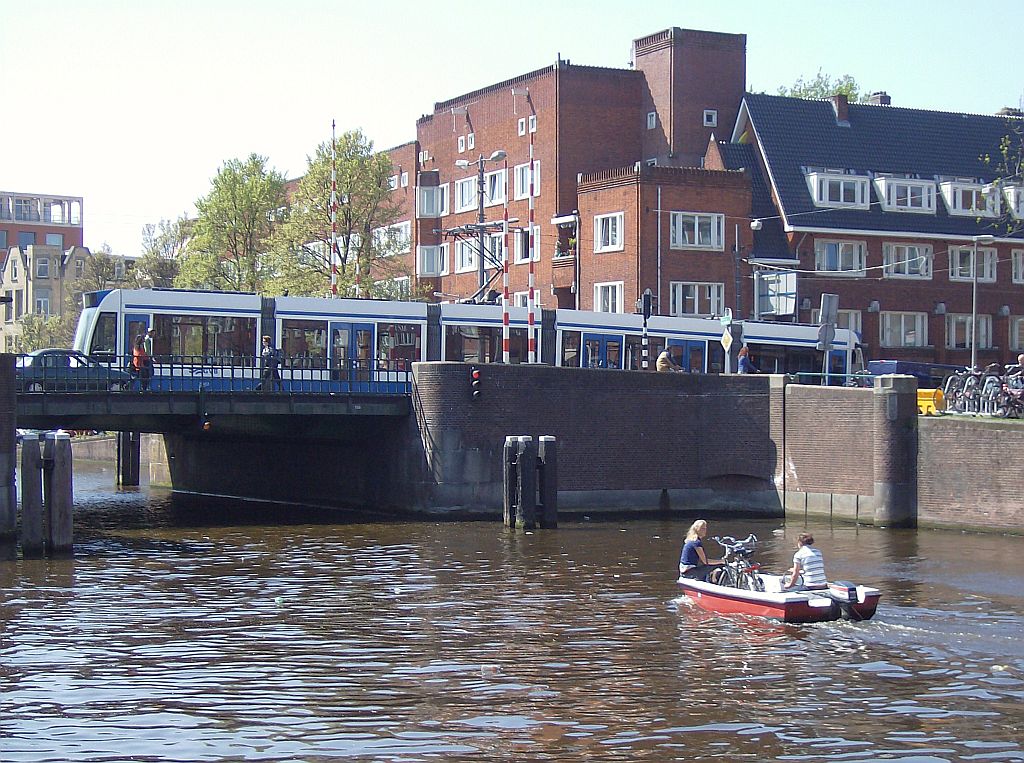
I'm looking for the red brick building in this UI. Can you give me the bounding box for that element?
[0,190,84,253]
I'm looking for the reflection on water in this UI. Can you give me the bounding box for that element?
[1,463,1022,762]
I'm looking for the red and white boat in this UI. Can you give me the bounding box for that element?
[678,573,882,624]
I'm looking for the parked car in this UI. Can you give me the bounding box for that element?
[15,349,133,392]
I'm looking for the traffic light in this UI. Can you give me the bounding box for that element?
[471,366,482,399]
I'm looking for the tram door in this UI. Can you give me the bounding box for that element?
[330,322,375,389]
[124,313,149,358]
[667,339,706,373]
[583,333,623,369]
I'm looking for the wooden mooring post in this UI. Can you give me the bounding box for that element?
[18,432,74,557]
[503,435,558,530]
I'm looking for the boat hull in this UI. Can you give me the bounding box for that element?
[677,576,881,624]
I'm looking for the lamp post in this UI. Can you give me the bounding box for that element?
[970,234,995,370]
[456,149,507,289]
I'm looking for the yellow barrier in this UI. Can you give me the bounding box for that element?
[918,388,944,415]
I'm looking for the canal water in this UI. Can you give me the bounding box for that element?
[1,464,1022,762]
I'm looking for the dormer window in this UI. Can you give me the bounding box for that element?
[940,181,1000,218]
[806,172,869,209]
[875,176,936,214]
[1004,184,1024,219]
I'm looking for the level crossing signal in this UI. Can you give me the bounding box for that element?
[471,367,482,399]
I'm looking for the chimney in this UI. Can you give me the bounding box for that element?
[868,91,891,106]
[830,93,849,124]
[996,106,1023,117]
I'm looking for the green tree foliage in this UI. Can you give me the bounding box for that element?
[13,313,65,352]
[177,154,286,292]
[778,70,866,102]
[135,217,191,287]
[982,116,1024,235]
[266,129,408,297]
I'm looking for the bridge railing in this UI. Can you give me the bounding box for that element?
[15,353,412,395]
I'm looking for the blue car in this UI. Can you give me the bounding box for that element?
[15,348,133,392]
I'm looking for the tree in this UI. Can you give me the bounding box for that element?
[177,154,286,292]
[48,249,133,349]
[135,217,190,287]
[983,115,1024,236]
[265,129,408,297]
[13,313,65,352]
[778,70,867,102]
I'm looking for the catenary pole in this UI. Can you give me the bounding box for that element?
[330,120,338,297]
[528,131,537,363]
[502,158,511,364]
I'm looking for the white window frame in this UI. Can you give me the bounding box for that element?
[1011,316,1024,351]
[814,240,866,275]
[417,184,449,218]
[400,172,409,188]
[455,240,478,274]
[513,291,529,308]
[417,243,449,277]
[1004,185,1024,220]
[483,168,506,207]
[669,212,725,251]
[35,256,50,279]
[594,213,624,253]
[703,109,718,128]
[454,177,476,213]
[518,118,526,136]
[875,176,937,214]
[940,181,1000,218]
[812,308,863,336]
[880,311,928,348]
[74,258,85,278]
[669,281,725,317]
[467,133,475,150]
[513,161,540,200]
[807,172,870,210]
[1013,249,1024,284]
[513,225,540,264]
[11,261,18,281]
[882,243,933,279]
[486,232,506,268]
[949,246,997,283]
[946,313,992,350]
[594,281,624,313]
[528,115,537,133]
[35,292,50,316]
[388,175,399,190]
[457,135,466,153]
[647,111,657,130]
[372,221,411,255]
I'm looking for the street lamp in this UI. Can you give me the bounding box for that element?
[456,149,507,289]
[970,234,995,370]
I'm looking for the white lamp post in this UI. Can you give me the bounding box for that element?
[970,234,995,369]
[456,149,507,289]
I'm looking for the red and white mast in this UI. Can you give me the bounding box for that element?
[527,130,537,364]
[502,158,510,364]
[330,119,338,297]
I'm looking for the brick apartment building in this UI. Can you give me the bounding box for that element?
[364,25,1023,366]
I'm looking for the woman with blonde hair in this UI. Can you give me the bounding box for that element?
[678,519,724,582]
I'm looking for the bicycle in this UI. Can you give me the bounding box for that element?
[710,534,766,592]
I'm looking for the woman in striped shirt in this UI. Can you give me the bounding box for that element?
[783,533,827,590]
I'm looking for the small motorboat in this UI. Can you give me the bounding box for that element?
[677,574,882,624]
[677,534,881,624]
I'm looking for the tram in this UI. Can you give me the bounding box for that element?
[72,288,858,391]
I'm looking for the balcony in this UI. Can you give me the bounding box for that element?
[551,253,576,289]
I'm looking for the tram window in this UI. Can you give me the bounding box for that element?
[708,344,725,374]
[377,323,422,371]
[154,314,256,365]
[605,339,622,369]
[89,312,117,357]
[625,335,664,370]
[283,319,328,369]
[445,325,500,363]
[561,331,581,367]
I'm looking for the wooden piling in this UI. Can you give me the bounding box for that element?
[19,434,45,557]
[503,436,517,528]
[515,436,537,530]
[43,432,74,555]
[0,354,15,540]
[537,436,558,529]
[117,431,141,486]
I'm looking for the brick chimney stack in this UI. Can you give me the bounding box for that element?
[868,91,891,106]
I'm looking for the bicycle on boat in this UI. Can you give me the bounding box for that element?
[710,534,765,592]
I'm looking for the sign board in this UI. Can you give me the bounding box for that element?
[756,271,797,316]
[719,308,733,326]
[819,293,839,326]
[720,328,733,352]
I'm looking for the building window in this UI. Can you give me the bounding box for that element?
[518,118,526,136]
[417,184,449,218]
[513,291,529,308]
[486,232,506,267]
[454,177,476,213]
[875,177,937,214]
[18,232,35,249]
[45,233,64,247]
[594,281,623,313]
[372,221,411,255]
[0,231,6,250]
[882,243,932,279]
[645,158,658,167]
[467,133,475,150]
[528,115,537,133]
[14,198,37,221]
[457,136,466,153]
[34,288,51,316]
[455,240,478,273]
[815,240,866,275]
[1005,185,1024,219]
[483,169,506,206]
[949,246,997,282]
[880,311,928,348]
[513,225,540,263]
[75,258,85,278]
[647,111,657,130]
[594,213,624,253]
[807,172,870,209]
[946,313,992,350]
[11,260,18,281]
[388,175,399,190]
[703,109,718,127]
[813,308,863,335]
[35,257,49,278]
[1011,317,1024,350]
[417,244,449,276]
[940,181,999,218]
[669,212,725,250]
[669,282,724,316]
[514,161,540,200]
[3,291,12,322]
[1012,250,1024,284]
[400,172,409,188]
[418,150,429,164]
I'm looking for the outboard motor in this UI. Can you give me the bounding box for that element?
[828,581,861,620]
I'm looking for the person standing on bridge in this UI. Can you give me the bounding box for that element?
[260,335,283,392]
[132,334,153,392]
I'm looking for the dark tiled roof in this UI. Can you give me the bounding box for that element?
[742,93,1022,240]
[715,141,791,257]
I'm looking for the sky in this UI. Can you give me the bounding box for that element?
[3,0,1022,257]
